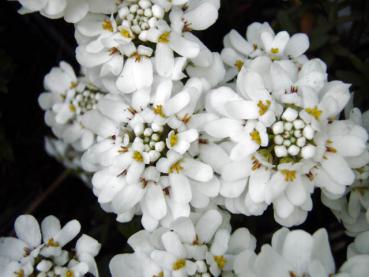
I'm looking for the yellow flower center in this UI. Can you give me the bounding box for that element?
[234,60,244,71]
[120,28,132,38]
[133,151,144,163]
[70,82,78,89]
[214,255,227,270]
[153,105,166,117]
[305,106,322,120]
[47,238,60,247]
[169,161,183,173]
[172,259,186,270]
[102,19,113,32]
[159,32,170,43]
[271,47,280,54]
[281,169,296,182]
[257,100,271,116]
[169,132,178,147]
[16,270,24,277]
[69,104,76,112]
[250,129,261,145]
[66,271,74,277]
[154,272,164,277]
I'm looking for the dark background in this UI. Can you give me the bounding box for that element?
[1,0,369,275]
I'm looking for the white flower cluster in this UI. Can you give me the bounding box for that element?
[322,104,369,236]
[15,0,369,276]
[110,210,369,277]
[110,209,256,277]
[0,215,101,277]
[202,22,369,227]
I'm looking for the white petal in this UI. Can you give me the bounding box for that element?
[183,2,218,30]
[81,110,117,138]
[204,118,243,139]
[41,215,61,242]
[195,210,222,243]
[0,237,27,260]
[162,231,186,257]
[14,215,41,248]
[225,100,259,119]
[169,32,200,58]
[285,33,309,58]
[19,0,47,11]
[155,43,174,78]
[249,168,270,203]
[164,91,190,116]
[282,230,314,276]
[220,179,246,198]
[321,153,355,186]
[171,218,196,244]
[221,159,252,181]
[183,158,213,182]
[55,220,81,247]
[144,185,167,220]
[170,173,192,203]
[64,0,89,23]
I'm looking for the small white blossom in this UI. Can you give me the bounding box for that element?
[0,215,101,277]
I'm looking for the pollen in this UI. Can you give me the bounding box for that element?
[70,82,78,89]
[16,270,24,277]
[131,52,142,62]
[252,157,262,171]
[250,129,261,145]
[153,105,165,117]
[159,32,170,43]
[305,106,322,120]
[47,238,60,247]
[281,169,296,182]
[69,104,76,112]
[271,47,280,54]
[102,19,113,32]
[234,60,244,71]
[214,255,227,270]
[109,47,119,55]
[120,28,132,38]
[169,161,183,173]
[169,132,178,147]
[181,114,191,124]
[133,151,144,162]
[172,259,186,270]
[257,100,271,116]
[66,271,74,277]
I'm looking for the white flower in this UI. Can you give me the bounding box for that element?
[0,214,100,277]
[39,61,106,152]
[234,228,335,277]
[221,22,309,80]
[17,0,117,23]
[321,105,369,236]
[75,0,220,93]
[109,209,255,277]
[334,230,369,277]
[81,77,218,230]
[201,23,368,226]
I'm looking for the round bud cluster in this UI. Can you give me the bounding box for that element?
[272,107,316,160]
[68,86,102,118]
[118,0,165,39]
[132,121,170,163]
